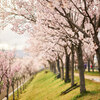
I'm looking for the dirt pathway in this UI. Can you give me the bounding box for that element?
[74,73,100,82]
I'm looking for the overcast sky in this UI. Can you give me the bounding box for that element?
[0,25,99,51]
[0,25,29,50]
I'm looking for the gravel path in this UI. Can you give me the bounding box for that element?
[74,73,100,82]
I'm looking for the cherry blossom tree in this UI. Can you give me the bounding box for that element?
[0,0,100,94]
[0,50,37,100]
[0,50,16,99]
[34,0,100,93]
[69,0,100,72]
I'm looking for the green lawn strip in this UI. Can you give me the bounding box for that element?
[85,71,100,76]
[75,70,100,76]
[12,70,100,100]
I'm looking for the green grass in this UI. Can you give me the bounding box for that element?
[10,70,100,100]
[75,70,100,76]
[84,71,100,76]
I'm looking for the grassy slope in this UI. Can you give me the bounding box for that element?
[10,70,100,100]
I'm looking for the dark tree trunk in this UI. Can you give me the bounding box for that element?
[76,42,86,93]
[12,85,14,100]
[24,76,26,89]
[50,63,52,71]
[48,60,53,72]
[23,76,25,90]
[11,79,15,100]
[53,66,56,74]
[65,54,70,83]
[17,80,19,99]
[23,79,24,91]
[71,44,74,86]
[96,47,100,72]
[88,59,90,72]
[50,62,54,72]
[6,78,9,100]
[91,60,94,72]
[0,85,1,94]
[53,61,56,74]
[60,58,64,80]
[91,24,100,73]
[20,80,22,94]
[56,59,61,78]
[0,75,3,94]
[90,55,95,72]
[92,64,94,72]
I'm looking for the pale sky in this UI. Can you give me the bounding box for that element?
[0,25,29,50]
[0,25,99,51]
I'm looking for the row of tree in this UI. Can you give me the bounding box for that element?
[0,0,100,94]
[0,50,37,100]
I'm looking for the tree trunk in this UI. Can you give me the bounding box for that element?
[91,60,94,72]
[65,54,70,83]
[92,64,94,72]
[48,60,53,72]
[23,79,24,91]
[76,42,86,93]
[96,47,100,72]
[71,44,74,86]
[23,76,25,90]
[92,32,100,72]
[12,85,14,100]
[88,59,90,72]
[53,61,56,74]
[50,63,52,71]
[20,80,22,94]
[60,58,64,80]
[17,80,19,99]
[11,79,15,100]
[0,85,1,94]
[56,59,61,78]
[6,78,9,100]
